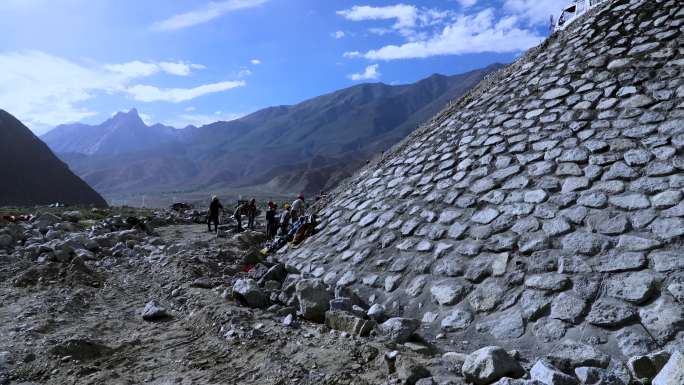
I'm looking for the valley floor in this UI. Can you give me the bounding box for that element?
[0,224,431,385]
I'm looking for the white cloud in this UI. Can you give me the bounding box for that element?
[0,50,244,131]
[342,8,544,61]
[126,81,246,103]
[338,5,418,31]
[166,111,245,127]
[457,0,478,8]
[152,0,269,31]
[104,61,160,78]
[184,106,196,112]
[250,59,261,65]
[237,68,252,78]
[503,0,567,25]
[0,51,120,131]
[343,51,361,58]
[368,27,393,36]
[338,1,560,61]
[332,30,346,39]
[337,4,454,39]
[348,64,381,81]
[160,61,206,76]
[105,60,204,78]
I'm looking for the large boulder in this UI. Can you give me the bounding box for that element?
[572,366,626,385]
[462,346,524,385]
[324,310,375,336]
[441,306,474,331]
[141,300,169,321]
[61,210,82,222]
[652,351,684,385]
[638,296,684,344]
[573,367,603,385]
[430,279,470,305]
[546,340,610,372]
[396,355,431,385]
[232,278,269,308]
[627,351,670,385]
[0,234,13,249]
[378,317,420,343]
[33,213,61,230]
[530,360,578,385]
[295,279,331,322]
[260,263,287,283]
[493,379,544,385]
[585,297,637,327]
[367,303,386,322]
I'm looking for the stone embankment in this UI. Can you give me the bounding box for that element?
[277,0,684,383]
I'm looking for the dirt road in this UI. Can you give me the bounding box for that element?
[0,224,413,385]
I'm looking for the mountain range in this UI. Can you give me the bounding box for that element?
[0,109,107,207]
[42,110,184,156]
[42,64,504,202]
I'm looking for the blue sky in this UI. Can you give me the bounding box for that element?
[0,0,566,134]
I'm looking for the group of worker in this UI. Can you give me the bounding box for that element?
[233,198,258,232]
[206,194,307,237]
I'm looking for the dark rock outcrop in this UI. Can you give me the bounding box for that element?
[0,109,107,207]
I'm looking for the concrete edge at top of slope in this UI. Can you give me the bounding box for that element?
[310,0,624,213]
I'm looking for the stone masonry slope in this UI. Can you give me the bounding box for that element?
[282,0,684,366]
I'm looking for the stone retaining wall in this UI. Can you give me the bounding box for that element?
[282,0,684,362]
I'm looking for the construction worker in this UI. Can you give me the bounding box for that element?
[247,198,257,230]
[291,194,306,221]
[265,201,278,239]
[280,203,291,236]
[234,201,247,232]
[558,13,566,26]
[207,196,223,233]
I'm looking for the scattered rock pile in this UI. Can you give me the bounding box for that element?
[0,209,184,287]
[0,211,402,384]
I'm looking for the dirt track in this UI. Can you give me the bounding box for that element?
[0,224,414,385]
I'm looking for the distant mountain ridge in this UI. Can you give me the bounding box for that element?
[42,109,184,156]
[0,109,107,207]
[44,64,505,199]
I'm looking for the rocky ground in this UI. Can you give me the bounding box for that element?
[5,0,684,384]
[0,208,470,385]
[1,209,682,385]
